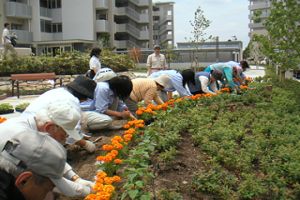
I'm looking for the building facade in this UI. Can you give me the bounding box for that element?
[248,0,271,38]
[0,0,174,55]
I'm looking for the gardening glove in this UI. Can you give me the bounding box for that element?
[75,178,94,188]
[83,140,96,153]
[52,177,91,197]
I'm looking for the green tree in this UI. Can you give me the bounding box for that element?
[188,6,211,69]
[254,0,300,79]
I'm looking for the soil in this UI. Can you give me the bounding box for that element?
[152,133,211,200]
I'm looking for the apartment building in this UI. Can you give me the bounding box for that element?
[248,0,271,38]
[0,0,174,55]
[152,1,174,48]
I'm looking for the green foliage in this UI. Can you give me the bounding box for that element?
[157,189,183,200]
[0,103,14,114]
[189,6,211,43]
[0,50,135,76]
[15,102,30,112]
[254,0,300,71]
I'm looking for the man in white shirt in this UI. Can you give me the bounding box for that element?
[1,23,17,59]
[146,45,167,76]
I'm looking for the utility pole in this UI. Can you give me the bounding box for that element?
[216,36,219,62]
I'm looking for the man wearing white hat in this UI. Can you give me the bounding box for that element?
[0,129,66,200]
[0,101,93,197]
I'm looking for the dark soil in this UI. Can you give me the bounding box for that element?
[152,133,210,200]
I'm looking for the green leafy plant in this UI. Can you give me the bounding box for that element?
[0,103,14,114]
[15,102,30,112]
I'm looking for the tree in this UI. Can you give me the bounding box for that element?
[188,6,211,69]
[254,0,300,79]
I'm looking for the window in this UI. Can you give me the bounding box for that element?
[52,23,62,33]
[40,0,61,9]
[153,6,159,11]
[168,31,172,35]
[96,10,108,20]
[167,10,172,15]
[41,20,62,33]
[167,21,172,25]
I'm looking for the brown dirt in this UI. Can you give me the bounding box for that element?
[152,133,210,200]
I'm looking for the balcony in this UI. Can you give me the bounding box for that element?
[95,0,109,9]
[249,2,271,10]
[160,34,173,42]
[40,7,52,18]
[115,7,149,23]
[115,24,149,40]
[249,22,264,29]
[5,2,32,19]
[11,29,32,44]
[159,24,172,34]
[129,0,150,7]
[96,20,110,32]
[139,30,149,40]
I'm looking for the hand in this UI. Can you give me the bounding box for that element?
[83,140,96,153]
[120,110,131,119]
[75,178,94,188]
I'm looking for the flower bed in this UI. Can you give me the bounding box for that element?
[86,80,300,199]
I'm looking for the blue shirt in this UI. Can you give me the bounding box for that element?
[149,70,191,97]
[90,82,126,113]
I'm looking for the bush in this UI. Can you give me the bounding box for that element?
[0,50,135,76]
[0,103,14,114]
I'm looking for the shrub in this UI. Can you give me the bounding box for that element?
[0,50,135,76]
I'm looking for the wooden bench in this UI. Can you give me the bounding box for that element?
[11,73,63,98]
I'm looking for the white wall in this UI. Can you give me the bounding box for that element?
[62,0,94,40]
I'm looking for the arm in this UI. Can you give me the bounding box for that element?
[199,76,216,94]
[223,67,237,89]
[146,55,152,76]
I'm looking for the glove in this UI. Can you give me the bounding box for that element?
[52,177,91,197]
[83,140,96,153]
[75,178,94,188]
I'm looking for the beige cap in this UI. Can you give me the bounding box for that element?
[154,74,172,89]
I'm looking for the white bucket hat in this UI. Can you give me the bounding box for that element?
[154,74,172,89]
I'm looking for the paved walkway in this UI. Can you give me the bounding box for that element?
[0,67,265,119]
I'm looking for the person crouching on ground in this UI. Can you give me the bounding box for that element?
[187,70,223,95]
[124,74,172,116]
[82,75,136,131]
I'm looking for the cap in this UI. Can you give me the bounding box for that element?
[211,70,223,81]
[154,74,172,89]
[47,101,83,141]
[66,76,96,99]
[1,129,66,180]
[153,45,161,50]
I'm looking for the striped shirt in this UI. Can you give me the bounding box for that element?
[130,78,163,105]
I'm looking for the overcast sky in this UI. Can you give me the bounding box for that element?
[154,0,250,49]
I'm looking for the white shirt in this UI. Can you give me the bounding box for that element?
[2,28,10,44]
[199,76,218,94]
[146,53,166,69]
[89,56,101,73]
[23,87,80,116]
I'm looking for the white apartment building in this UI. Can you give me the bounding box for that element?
[248,0,271,38]
[0,0,175,55]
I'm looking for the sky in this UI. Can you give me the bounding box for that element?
[154,0,250,49]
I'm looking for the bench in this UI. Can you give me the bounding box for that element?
[11,73,63,98]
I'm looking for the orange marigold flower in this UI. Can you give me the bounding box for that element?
[114,159,123,164]
[102,144,114,151]
[110,150,118,156]
[103,185,115,193]
[112,176,121,182]
[111,136,123,143]
[123,124,130,129]
[136,109,143,115]
[124,128,135,135]
[96,171,107,179]
[104,177,113,185]
[84,194,97,200]
[0,117,7,123]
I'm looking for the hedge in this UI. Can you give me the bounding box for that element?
[0,49,135,76]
